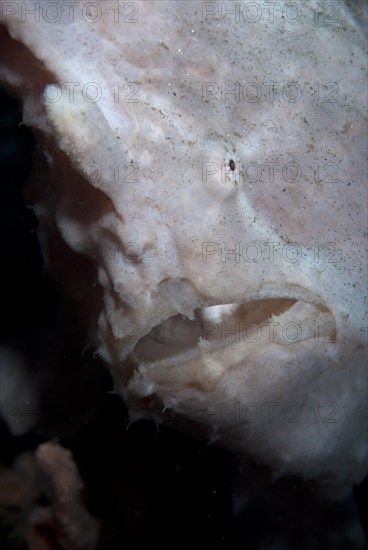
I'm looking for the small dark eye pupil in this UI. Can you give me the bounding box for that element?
[229,159,235,171]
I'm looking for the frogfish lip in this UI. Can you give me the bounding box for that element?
[124,289,336,394]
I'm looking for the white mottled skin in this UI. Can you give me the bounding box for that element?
[0,1,366,497]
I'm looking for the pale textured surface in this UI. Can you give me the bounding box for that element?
[0,0,367,497]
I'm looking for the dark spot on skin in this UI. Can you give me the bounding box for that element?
[229,159,235,171]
